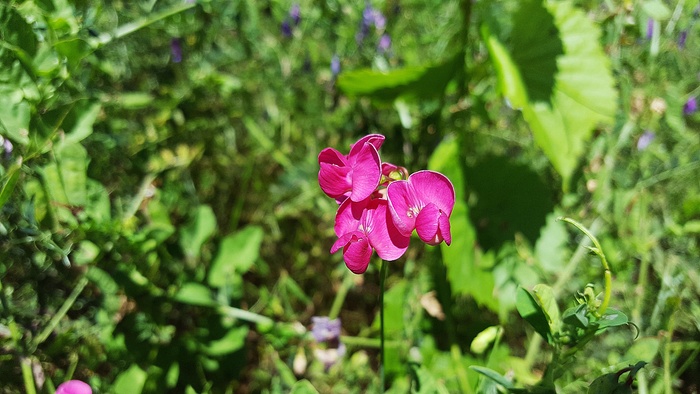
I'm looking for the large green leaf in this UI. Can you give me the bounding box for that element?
[337,55,460,102]
[516,287,552,343]
[41,142,88,207]
[484,0,617,188]
[208,225,264,288]
[428,137,497,311]
[180,205,217,261]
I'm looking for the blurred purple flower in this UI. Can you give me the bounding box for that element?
[646,18,654,40]
[281,20,292,37]
[378,34,391,53]
[331,55,341,77]
[311,316,341,342]
[55,380,92,394]
[2,137,12,157]
[678,30,688,49]
[684,96,698,115]
[357,4,386,44]
[290,3,301,26]
[637,131,655,151]
[170,38,182,63]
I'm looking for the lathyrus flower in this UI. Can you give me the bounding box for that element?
[387,170,455,246]
[56,380,91,394]
[318,134,385,203]
[331,198,409,274]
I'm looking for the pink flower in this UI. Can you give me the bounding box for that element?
[386,170,455,246]
[56,380,92,394]
[331,198,409,274]
[318,134,385,203]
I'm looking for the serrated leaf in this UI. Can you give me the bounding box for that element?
[208,226,264,288]
[337,55,460,102]
[516,287,552,343]
[484,0,617,188]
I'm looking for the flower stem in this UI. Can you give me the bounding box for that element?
[379,259,388,392]
[329,274,353,320]
[32,277,89,350]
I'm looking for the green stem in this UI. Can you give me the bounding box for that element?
[340,335,399,348]
[217,305,274,326]
[558,217,611,317]
[328,274,353,320]
[379,260,388,392]
[32,277,88,350]
[20,357,36,394]
[96,2,197,47]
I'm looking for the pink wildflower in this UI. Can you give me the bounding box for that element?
[55,380,92,394]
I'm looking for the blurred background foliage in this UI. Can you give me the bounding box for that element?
[0,0,699,392]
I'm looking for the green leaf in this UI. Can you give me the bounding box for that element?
[203,326,248,356]
[0,95,30,145]
[54,38,93,70]
[516,287,552,343]
[594,308,628,330]
[63,102,101,145]
[429,137,497,311]
[562,303,589,329]
[174,283,216,307]
[56,142,88,206]
[642,0,672,20]
[412,364,451,394]
[113,364,147,394]
[535,212,569,274]
[0,158,22,210]
[208,225,264,288]
[337,55,460,102]
[180,205,217,260]
[469,366,514,389]
[470,326,503,355]
[533,284,561,334]
[290,380,320,394]
[484,0,617,188]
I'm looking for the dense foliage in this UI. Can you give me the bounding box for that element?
[0,0,698,393]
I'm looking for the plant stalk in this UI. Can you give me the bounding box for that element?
[379,259,388,392]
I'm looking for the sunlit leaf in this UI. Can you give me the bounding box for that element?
[113,365,147,394]
[180,205,217,261]
[469,366,514,389]
[594,308,628,330]
[484,0,617,188]
[516,287,552,343]
[0,158,22,210]
[203,326,248,356]
[208,226,264,288]
[290,380,320,394]
[533,284,561,334]
[174,283,216,307]
[337,55,460,102]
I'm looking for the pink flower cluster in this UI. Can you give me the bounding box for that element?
[319,134,455,274]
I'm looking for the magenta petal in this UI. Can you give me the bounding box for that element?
[409,170,455,216]
[343,236,373,274]
[386,180,418,236]
[365,200,410,261]
[415,203,440,245]
[348,134,385,158]
[319,162,351,198]
[348,143,381,202]
[334,199,366,237]
[318,147,346,167]
[56,381,92,394]
[331,232,357,254]
[438,212,451,245]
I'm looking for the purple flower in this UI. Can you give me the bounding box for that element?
[55,380,92,394]
[170,38,182,63]
[331,55,341,77]
[378,34,391,53]
[1,137,12,157]
[637,131,655,151]
[290,3,301,26]
[646,18,654,40]
[679,30,688,49]
[684,96,698,115]
[281,20,292,37]
[311,317,341,342]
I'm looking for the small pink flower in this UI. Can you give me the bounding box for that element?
[318,134,385,203]
[56,380,92,394]
[331,198,409,273]
[387,170,455,246]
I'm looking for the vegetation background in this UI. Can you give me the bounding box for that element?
[0,0,698,392]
